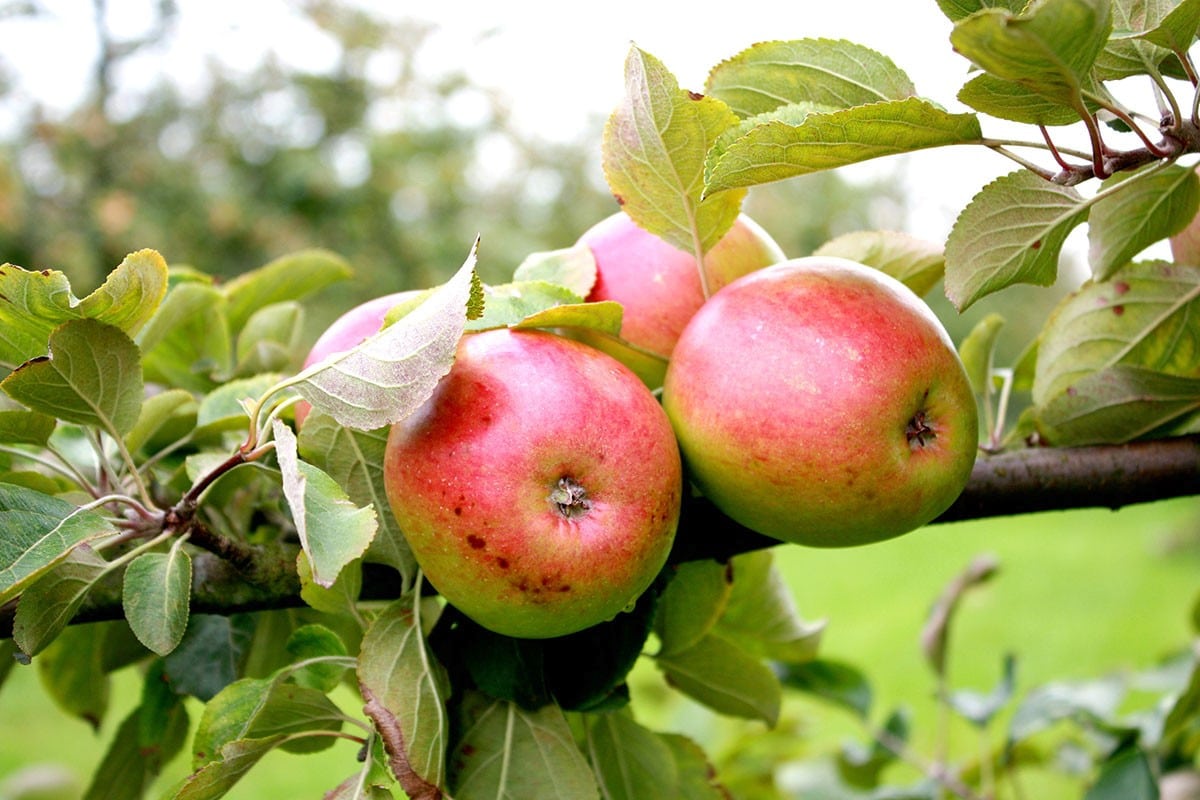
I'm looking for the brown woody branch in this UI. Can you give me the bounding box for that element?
[2,436,1198,641]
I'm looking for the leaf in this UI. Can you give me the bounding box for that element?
[456,620,549,710]
[935,0,1028,22]
[703,98,982,194]
[195,373,284,436]
[449,692,601,800]
[1035,365,1200,444]
[837,708,910,789]
[1033,261,1200,404]
[511,300,624,338]
[297,553,364,619]
[511,244,598,297]
[285,624,350,693]
[275,419,377,588]
[778,659,873,719]
[704,39,916,118]
[125,388,195,453]
[163,613,255,701]
[655,633,781,725]
[1008,676,1126,743]
[221,249,352,333]
[0,249,168,366]
[957,73,1088,125]
[1095,0,1178,80]
[654,560,733,657]
[13,544,111,656]
[813,230,945,296]
[1138,0,1200,51]
[297,408,416,583]
[659,733,730,800]
[958,313,1008,396]
[945,653,1017,727]
[586,711,679,800]
[122,544,192,656]
[1089,164,1200,280]
[0,482,116,604]
[36,623,110,728]
[921,555,1000,678]
[467,280,586,331]
[1083,746,1158,800]
[944,169,1088,310]
[234,301,303,376]
[358,593,451,792]
[949,0,1112,108]
[602,45,745,256]
[169,736,288,800]
[138,282,232,393]
[0,409,56,446]
[2,319,143,436]
[289,242,480,431]
[715,550,824,664]
[82,698,188,800]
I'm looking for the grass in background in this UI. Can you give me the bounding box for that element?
[1,497,1197,799]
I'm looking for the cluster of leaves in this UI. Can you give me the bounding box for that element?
[2,0,1200,798]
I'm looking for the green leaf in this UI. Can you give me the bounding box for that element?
[234,301,303,377]
[0,409,56,446]
[467,280,586,331]
[457,621,550,710]
[511,244,598,297]
[959,313,1008,396]
[36,623,110,729]
[0,482,116,604]
[194,373,284,437]
[169,736,288,800]
[2,319,143,436]
[138,282,232,393]
[125,388,195,454]
[297,553,364,619]
[122,544,192,656]
[289,243,478,431]
[602,45,745,256]
[221,249,352,333]
[274,419,376,588]
[778,659,873,719]
[949,0,1112,108]
[1089,164,1200,280]
[659,733,730,799]
[715,550,824,664]
[586,710,678,800]
[703,98,982,194]
[957,73,1089,125]
[82,699,188,800]
[358,593,451,793]
[704,39,916,118]
[655,633,781,725]
[449,692,601,800]
[297,408,416,584]
[1095,0,1178,80]
[944,170,1088,310]
[76,250,171,338]
[1035,365,1200,444]
[935,0,1028,22]
[0,249,168,367]
[1034,261,1200,404]
[1138,0,1200,51]
[654,560,733,657]
[512,300,625,338]
[946,653,1017,727]
[284,624,350,693]
[163,613,255,701]
[1083,746,1158,800]
[138,659,191,768]
[812,230,945,296]
[1008,676,1125,742]
[13,544,111,656]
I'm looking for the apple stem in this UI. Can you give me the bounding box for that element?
[549,476,592,519]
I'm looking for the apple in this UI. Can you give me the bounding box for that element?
[382,328,682,639]
[576,211,785,386]
[295,290,420,425]
[661,256,978,547]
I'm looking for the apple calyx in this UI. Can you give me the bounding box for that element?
[906,409,936,449]
[549,476,592,519]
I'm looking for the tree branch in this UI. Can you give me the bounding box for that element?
[2,436,1198,640]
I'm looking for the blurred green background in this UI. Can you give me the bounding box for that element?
[0,2,1197,799]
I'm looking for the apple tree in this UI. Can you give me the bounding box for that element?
[2,1,1200,798]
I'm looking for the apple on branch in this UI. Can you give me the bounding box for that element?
[662,256,979,547]
[574,210,785,387]
[383,328,682,639]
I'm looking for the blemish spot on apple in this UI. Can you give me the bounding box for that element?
[1114,281,1131,295]
[495,556,510,569]
[1113,304,1125,316]
[467,534,486,549]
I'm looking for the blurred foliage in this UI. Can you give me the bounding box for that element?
[0,0,901,338]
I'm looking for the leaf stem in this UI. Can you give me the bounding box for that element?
[1176,47,1199,88]
[982,144,1055,180]
[981,136,1092,162]
[0,444,96,495]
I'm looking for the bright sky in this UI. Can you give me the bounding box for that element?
[0,1,1143,253]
